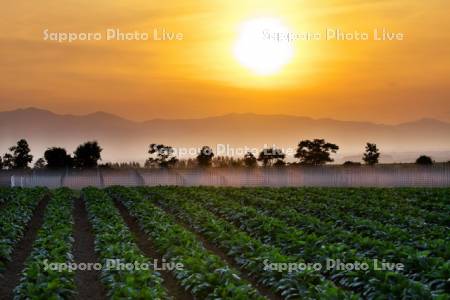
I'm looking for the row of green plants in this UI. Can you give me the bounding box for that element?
[358,191,446,227]
[0,188,16,206]
[260,188,450,235]
[15,188,75,299]
[82,187,171,299]
[219,186,449,255]
[239,187,444,252]
[370,190,448,226]
[392,188,450,213]
[248,188,449,258]
[179,187,439,299]
[0,188,46,274]
[144,186,358,300]
[209,187,449,291]
[304,188,445,230]
[107,186,266,300]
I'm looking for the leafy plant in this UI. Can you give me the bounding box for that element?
[0,188,47,274]
[144,186,357,300]
[179,187,438,299]
[108,186,265,300]
[82,187,171,299]
[15,188,75,299]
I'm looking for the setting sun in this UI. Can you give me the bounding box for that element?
[233,18,294,75]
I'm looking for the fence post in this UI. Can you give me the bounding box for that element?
[134,170,145,186]
[98,168,105,188]
[60,169,67,187]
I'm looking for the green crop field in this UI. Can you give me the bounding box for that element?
[0,186,449,299]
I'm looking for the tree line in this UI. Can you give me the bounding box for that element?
[0,138,437,170]
[0,140,102,170]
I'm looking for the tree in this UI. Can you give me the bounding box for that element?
[273,159,286,167]
[343,161,361,167]
[146,144,178,168]
[34,158,46,169]
[243,152,257,168]
[257,148,285,167]
[416,155,433,165]
[295,139,339,165]
[73,141,102,169]
[2,153,14,169]
[7,139,33,169]
[363,143,380,165]
[44,147,73,169]
[174,158,197,169]
[197,146,214,167]
[212,156,243,168]
[106,161,141,169]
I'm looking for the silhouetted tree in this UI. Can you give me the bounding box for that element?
[213,156,243,168]
[105,161,141,169]
[34,158,46,169]
[44,147,73,169]
[273,159,286,167]
[73,141,102,169]
[295,139,339,165]
[0,156,2,169]
[363,143,380,165]
[257,148,285,167]
[197,146,214,167]
[146,144,178,168]
[174,158,197,169]
[416,155,433,165]
[243,152,257,168]
[2,153,14,170]
[98,163,113,169]
[343,161,361,166]
[144,159,157,169]
[5,139,33,169]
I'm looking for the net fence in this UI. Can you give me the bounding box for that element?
[1,165,449,188]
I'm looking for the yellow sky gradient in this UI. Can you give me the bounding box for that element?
[0,0,449,123]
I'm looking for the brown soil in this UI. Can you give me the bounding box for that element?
[114,200,194,300]
[73,198,107,300]
[0,195,49,300]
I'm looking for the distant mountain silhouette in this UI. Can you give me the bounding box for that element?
[1,107,449,163]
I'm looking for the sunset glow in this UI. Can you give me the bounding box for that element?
[0,0,449,123]
[233,18,294,75]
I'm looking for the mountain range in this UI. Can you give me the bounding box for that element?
[1,107,449,163]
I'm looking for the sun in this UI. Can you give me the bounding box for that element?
[233,18,294,76]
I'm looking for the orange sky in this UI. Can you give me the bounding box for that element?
[0,0,449,123]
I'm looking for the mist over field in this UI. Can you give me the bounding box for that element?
[1,107,449,164]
